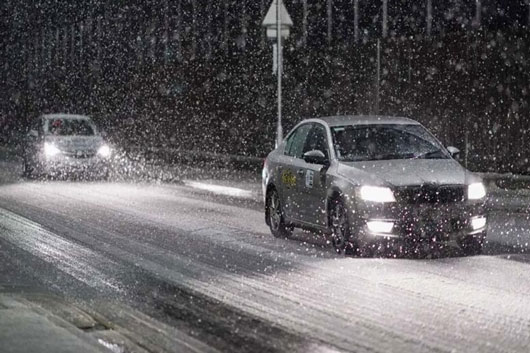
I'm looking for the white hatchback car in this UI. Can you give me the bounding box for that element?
[23,114,112,179]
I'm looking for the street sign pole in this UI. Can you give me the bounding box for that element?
[375,39,381,114]
[262,0,292,148]
[276,0,283,147]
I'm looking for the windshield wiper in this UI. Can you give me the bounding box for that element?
[413,150,446,159]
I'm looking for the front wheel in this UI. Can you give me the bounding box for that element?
[99,168,110,181]
[329,198,355,254]
[266,189,293,238]
[23,157,37,179]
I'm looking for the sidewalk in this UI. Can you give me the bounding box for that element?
[0,294,109,353]
[0,293,219,353]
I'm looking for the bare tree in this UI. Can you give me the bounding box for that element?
[527,0,530,27]
[354,0,359,42]
[163,0,169,66]
[240,0,247,50]
[327,0,333,44]
[191,0,197,58]
[302,0,308,46]
[382,0,388,38]
[473,0,481,29]
[426,0,432,36]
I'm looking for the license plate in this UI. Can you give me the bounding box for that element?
[420,219,451,237]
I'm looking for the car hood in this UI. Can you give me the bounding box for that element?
[45,135,104,152]
[337,159,473,187]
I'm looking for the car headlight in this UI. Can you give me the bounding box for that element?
[359,186,396,203]
[44,142,61,157]
[467,182,486,200]
[97,145,111,158]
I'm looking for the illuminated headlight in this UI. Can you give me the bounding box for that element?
[471,216,487,230]
[359,186,396,203]
[467,183,486,200]
[366,220,394,234]
[97,145,111,158]
[44,143,61,157]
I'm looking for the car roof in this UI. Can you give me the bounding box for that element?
[41,114,91,121]
[310,115,420,127]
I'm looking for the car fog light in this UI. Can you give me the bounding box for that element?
[471,216,487,230]
[366,220,394,234]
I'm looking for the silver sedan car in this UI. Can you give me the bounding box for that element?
[23,114,112,179]
[262,116,487,256]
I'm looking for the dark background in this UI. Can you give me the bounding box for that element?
[1,0,529,173]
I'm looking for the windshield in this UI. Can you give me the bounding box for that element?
[46,118,95,136]
[331,124,449,162]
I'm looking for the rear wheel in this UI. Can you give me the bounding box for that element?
[266,189,293,238]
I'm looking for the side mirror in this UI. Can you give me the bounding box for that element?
[28,129,38,138]
[303,150,329,166]
[447,146,460,159]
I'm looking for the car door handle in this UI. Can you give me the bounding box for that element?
[296,169,305,176]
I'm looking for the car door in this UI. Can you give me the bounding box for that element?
[277,123,312,222]
[297,123,331,227]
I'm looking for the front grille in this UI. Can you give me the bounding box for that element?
[399,216,466,233]
[64,150,97,159]
[396,185,465,205]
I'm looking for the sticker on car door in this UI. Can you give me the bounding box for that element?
[281,169,297,188]
[305,170,314,188]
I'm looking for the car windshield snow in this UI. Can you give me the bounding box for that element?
[331,124,449,162]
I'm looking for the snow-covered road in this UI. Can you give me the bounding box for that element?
[1,162,530,352]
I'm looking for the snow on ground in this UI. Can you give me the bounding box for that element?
[0,175,530,352]
[1,157,530,352]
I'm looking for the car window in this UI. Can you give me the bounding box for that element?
[284,131,296,156]
[46,119,95,136]
[303,124,329,158]
[285,124,312,159]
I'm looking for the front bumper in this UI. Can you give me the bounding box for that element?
[354,201,487,245]
[40,154,110,175]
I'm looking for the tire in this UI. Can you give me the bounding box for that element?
[266,188,293,238]
[23,157,36,179]
[97,168,110,181]
[329,198,355,255]
[460,235,484,256]
[102,170,110,181]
